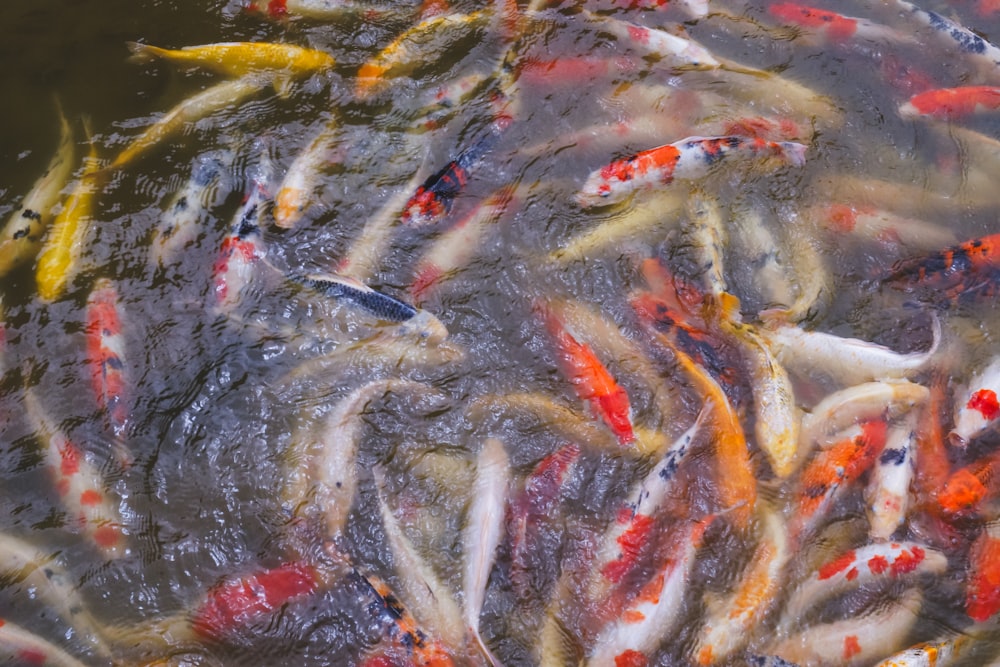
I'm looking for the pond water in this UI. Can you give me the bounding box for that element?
[3,0,1000,665]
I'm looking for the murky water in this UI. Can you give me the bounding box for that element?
[4,0,1000,665]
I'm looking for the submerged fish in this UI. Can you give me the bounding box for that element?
[900,86,1000,119]
[0,617,92,667]
[273,111,340,229]
[84,278,131,468]
[950,355,1000,447]
[769,3,915,46]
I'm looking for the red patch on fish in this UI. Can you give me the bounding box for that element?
[602,513,654,583]
[769,3,858,42]
[905,87,1000,119]
[615,649,648,667]
[891,546,924,576]
[817,550,856,580]
[825,204,858,233]
[968,389,1000,420]
[59,441,81,476]
[93,525,121,549]
[843,635,862,660]
[867,554,888,575]
[79,489,102,506]
[192,561,318,640]
[17,649,47,665]
[967,530,1000,621]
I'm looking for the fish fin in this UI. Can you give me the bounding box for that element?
[273,75,296,99]
[126,41,163,64]
[470,626,505,667]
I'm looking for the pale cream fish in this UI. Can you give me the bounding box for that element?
[0,104,74,279]
[774,206,832,323]
[373,465,466,651]
[729,204,797,311]
[761,312,941,387]
[798,380,929,451]
[108,76,268,171]
[0,617,92,667]
[0,533,113,659]
[683,191,729,299]
[777,541,946,635]
[35,120,102,303]
[273,111,340,229]
[151,149,233,269]
[714,293,800,478]
[950,355,1000,447]
[813,173,976,222]
[922,123,1000,208]
[866,413,918,541]
[810,203,959,252]
[462,437,510,667]
[580,11,719,69]
[693,504,790,665]
[872,633,972,667]
[768,588,923,666]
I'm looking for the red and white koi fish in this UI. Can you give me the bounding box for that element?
[24,390,125,559]
[769,3,915,46]
[900,86,1000,119]
[793,420,888,541]
[190,560,319,640]
[245,0,403,22]
[586,404,710,608]
[0,533,113,658]
[409,186,512,303]
[581,11,719,68]
[694,505,790,665]
[508,443,580,599]
[769,589,922,666]
[761,311,940,387]
[463,438,509,667]
[373,466,466,651]
[873,634,971,667]
[85,278,131,467]
[938,448,1000,516]
[0,617,92,667]
[867,414,918,540]
[273,111,340,229]
[575,135,807,208]
[151,149,232,269]
[950,355,1000,446]
[967,519,1000,622]
[778,541,946,633]
[212,158,272,313]
[538,302,636,446]
[798,380,928,451]
[0,103,74,279]
[585,518,711,666]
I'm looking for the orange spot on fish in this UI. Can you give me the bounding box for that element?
[59,442,81,476]
[940,468,988,515]
[93,525,121,549]
[623,609,646,623]
[818,550,856,580]
[891,547,924,576]
[80,489,102,506]
[615,649,648,667]
[603,513,654,583]
[843,634,862,660]
[769,3,859,42]
[867,555,889,575]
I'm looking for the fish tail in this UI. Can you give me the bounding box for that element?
[126,41,169,64]
[780,141,808,167]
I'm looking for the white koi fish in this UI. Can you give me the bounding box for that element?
[0,617,92,667]
[582,11,720,69]
[866,414,918,540]
[462,438,510,666]
[950,355,1000,447]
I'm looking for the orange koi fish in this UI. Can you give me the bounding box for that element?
[793,420,888,540]
[950,355,1000,446]
[539,302,636,446]
[967,519,1000,622]
[85,278,131,467]
[900,86,1000,119]
[190,560,319,640]
[575,135,807,208]
[769,3,914,46]
[913,372,951,512]
[24,391,126,559]
[937,447,1000,516]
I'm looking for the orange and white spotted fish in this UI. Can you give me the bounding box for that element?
[900,86,1000,119]
[85,278,131,467]
[23,391,125,559]
[575,135,807,208]
[950,355,1000,446]
[873,634,971,667]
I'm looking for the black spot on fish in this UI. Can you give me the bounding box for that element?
[21,208,42,221]
[12,225,30,240]
[879,447,907,466]
[927,11,987,54]
[659,452,681,480]
[173,196,189,212]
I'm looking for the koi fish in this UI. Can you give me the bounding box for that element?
[575,135,807,208]
[950,355,1000,446]
[411,69,492,132]
[508,443,581,599]
[694,505,790,665]
[273,111,340,228]
[190,560,319,640]
[900,86,1000,119]
[798,380,928,451]
[883,232,1000,303]
[768,589,922,666]
[354,10,492,99]
[873,634,971,667]
[108,77,266,171]
[0,533,113,658]
[462,438,509,666]
[245,0,402,21]
[36,121,102,302]
[760,312,940,387]
[866,414,918,540]
[769,3,915,46]
[409,186,511,302]
[778,541,946,632]
[151,149,232,269]
[937,447,1000,516]
[881,0,1000,73]
[516,55,641,89]
[85,278,131,468]
[0,618,92,667]
[793,420,888,540]
[581,11,720,69]
[297,272,420,323]
[538,301,636,446]
[967,519,1000,622]
[683,192,729,299]
[23,390,126,559]
[127,40,335,94]
[729,203,797,312]
[585,518,710,666]
[401,116,511,227]
[0,103,74,279]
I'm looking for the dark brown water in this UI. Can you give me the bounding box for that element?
[4,0,1000,665]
